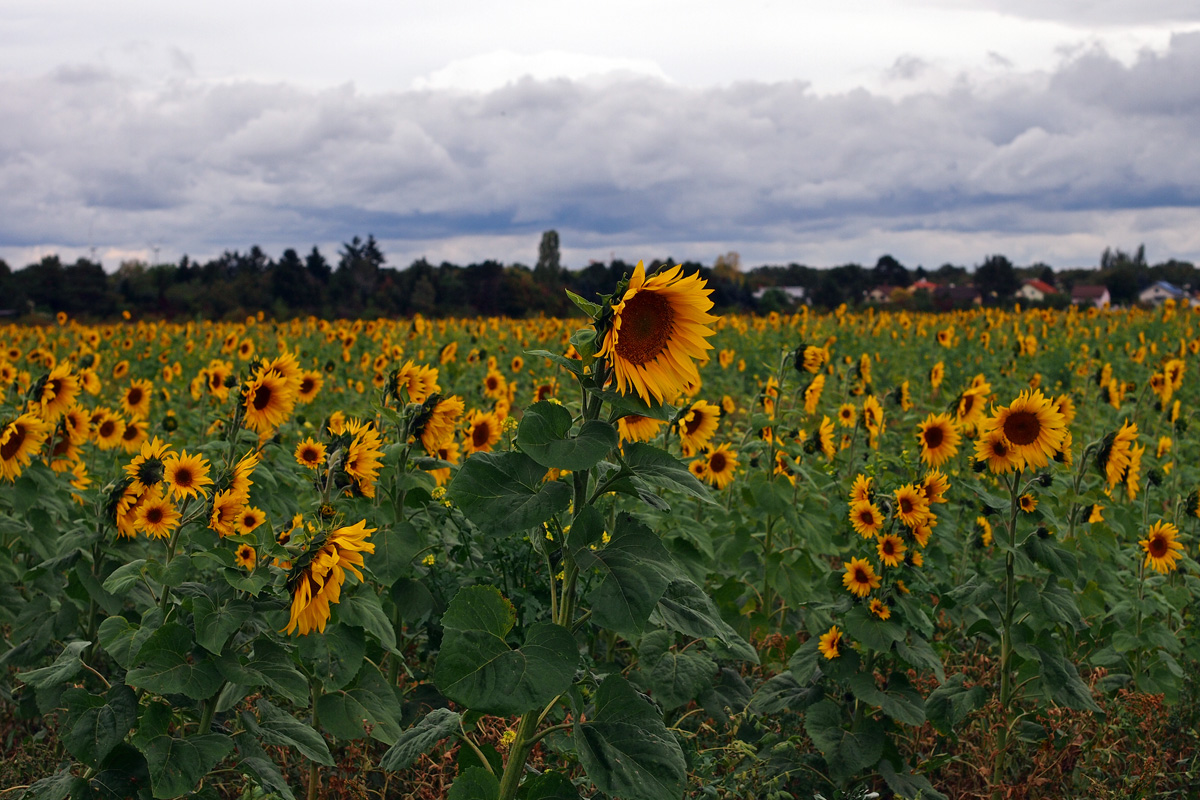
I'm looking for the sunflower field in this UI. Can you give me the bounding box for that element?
[2,264,1199,800]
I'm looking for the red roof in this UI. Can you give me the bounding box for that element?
[911,279,937,290]
[1024,278,1058,295]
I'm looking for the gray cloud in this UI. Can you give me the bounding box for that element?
[2,34,1200,269]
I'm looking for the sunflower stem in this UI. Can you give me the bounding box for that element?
[307,683,322,800]
[992,468,1021,793]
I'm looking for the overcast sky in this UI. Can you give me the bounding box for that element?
[3,1,1200,271]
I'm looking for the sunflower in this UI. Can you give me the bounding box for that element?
[703,443,738,489]
[803,375,825,415]
[977,516,994,546]
[773,450,797,485]
[596,261,717,404]
[533,381,558,403]
[876,533,906,568]
[243,368,298,435]
[929,361,945,391]
[235,544,257,571]
[94,411,126,451]
[1125,442,1145,501]
[861,395,885,444]
[916,413,960,468]
[163,450,213,500]
[112,360,129,380]
[228,450,261,500]
[119,417,149,453]
[618,414,664,444]
[678,400,720,456]
[1140,520,1184,574]
[1098,420,1138,489]
[297,370,323,404]
[809,416,836,460]
[818,625,844,660]
[849,501,884,539]
[343,421,385,498]
[837,403,857,428]
[849,474,873,505]
[463,410,502,455]
[922,470,950,504]
[893,484,930,529]
[418,395,465,454]
[0,413,52,481]
[237,507,266,535]
[430,440,460,487]
[955,387,988,431]
[134,488,180,540]
[120,379,153,420]
[985,389,1067,470]
[38,363,80,422]
[295,438,327,469]
[688,458,708,481]
[911,524,933,549]
[482,370,508,400]
[284,519,376,635]
[869,598,891,620]
[1019,493,1038,513]
[974,427,1022,474]
[1087,504,1104,524]
[209,489,244,537]
[125,436,175,493]
[842,557,881,598]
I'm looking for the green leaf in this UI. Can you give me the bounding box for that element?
[233,731,297,800]
[925,675,986,735]
[576,514,675,634]
[316,661,403,744]
[847,672,925,726]
[576,675,687,800]
[621,443,713,503]
[564,290,602,318]
[434,585,576,716]
[17,640,90,689]
[126,623,223,701]
[748,672,825,715]
[841,605,903,652]
[448,766,500,800]
[64,684,137,767]
[338,584,398,653]
[96,612,156,670]
[380,707,462,771]
[650,580,757,661]
[369,521,423,586]
[137,733,233,799]
[517,401,618,471]
[101,559,149,595]
[878,758,948,800]
[803,699,884,784]
[594,388,676,421]
[635,631,715,711]
[517,771,580,800]
[893,636,945,683]
[192,596,252,655]
[21,767,86,800]
[243,699,333,766]
[297,624,366,692]
[1036,646,1101,711]
[448,451,571,537]
[526,349,585,377]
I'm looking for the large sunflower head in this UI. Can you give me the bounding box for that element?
[163,449,213,500]
[842,556,881,598]
[37,363,80,422]
[849,500,883,539]
[893,483,930,528]
[417,395,465,454]
[596,261,718,404]
[284,520,375,636]
[463,409,502,455]
[243,368,298,435]
[0,413,53,482]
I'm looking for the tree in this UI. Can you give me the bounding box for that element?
[713,252,743,286]
[535,230,561,284]
[305,246,331,285]
[974,255,1018,299]
[872,254,910,287]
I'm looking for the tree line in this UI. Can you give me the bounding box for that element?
[0,234,1194,321]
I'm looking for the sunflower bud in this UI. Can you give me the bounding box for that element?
[1036,525,1051,539]
[1147,469,1163,487]
[973,459,987,473]
[162,414,178,432]
[1038,472,1053,487]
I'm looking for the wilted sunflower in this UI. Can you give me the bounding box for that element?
[916,412,960,468]
[678,400,720,456]
[284,519,376,635]
[849,500,884,539]
[294,437,327,469]
[703,443,738,489]
[842,557,881,598]
[163,450,213,500]
[1140,520,1184,574]
[596,261,717,404]
[818,625,844,659]
[463,409,502,455]
[0,413,52,481]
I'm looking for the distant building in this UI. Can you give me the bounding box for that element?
[866,285,897,303]
[1015,279,1059,303]
[1138,281,1188,306]
[752,286,808,304]
[935,285,982,307]
[1070,285,1110,308]
[910,278,938,292]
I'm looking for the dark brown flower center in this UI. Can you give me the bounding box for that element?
[174,467,194,488]
[127,387,143,406]
[472,422,491,448]
[1003,410,1041,446]
[924,425,944,449]
[710,452,727,472]
[615,291,673,366]
[900,498,913,513]
[1,424,27,460]
[252,384,272,411]
[99,420,116,438]
[145,507,164,525]
[300,377,315,395]
[1149,535,1168,558]
[853,567,869,583]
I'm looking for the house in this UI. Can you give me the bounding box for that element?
[1070,285,1110,308]
[1015,279,1058,303]
[866,285,897,303]
[935,285,982,308]
[1138,281,1188,306]
[910,279,938,292]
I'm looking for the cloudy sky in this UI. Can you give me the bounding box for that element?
[3,1,1200,272]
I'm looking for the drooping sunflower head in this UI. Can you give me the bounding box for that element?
[596,261,718,404]
[1140,520,1184,574]
[1096,420,1137,489]
[418,395,465,454]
